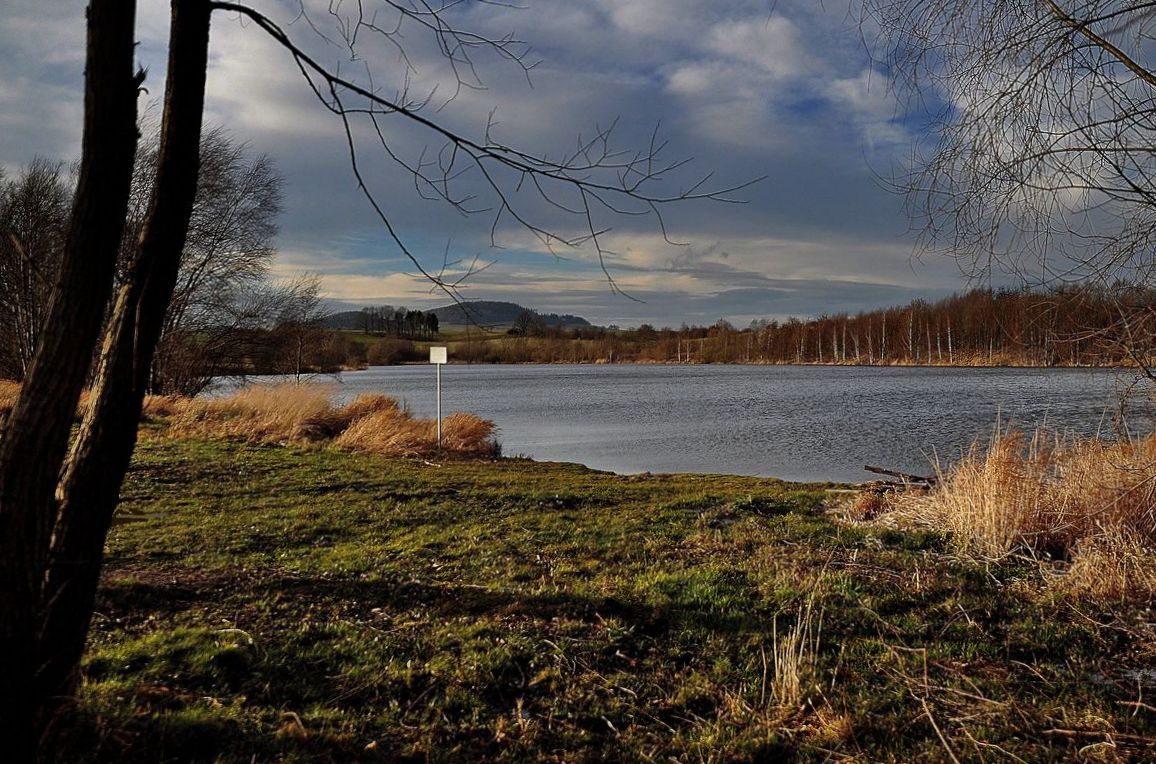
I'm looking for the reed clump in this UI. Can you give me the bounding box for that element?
[141,394,185,420]
[164,384,497,459]
[0,380,21,421]
[166,384,334,443]
[1059,530,1156,601]
[1,381,94,424]
[888,426,1156,598]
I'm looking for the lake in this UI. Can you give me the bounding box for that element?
[245,365,1152,483]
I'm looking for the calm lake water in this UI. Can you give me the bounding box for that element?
[244,365,1152,483]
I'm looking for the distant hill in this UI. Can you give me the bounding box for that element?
[320,310,368,330]
[321,301,591,330]
[432,301,590,328]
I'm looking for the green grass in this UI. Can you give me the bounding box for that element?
[61,437,1156,761]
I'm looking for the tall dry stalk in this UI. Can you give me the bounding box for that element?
[769,596,823,710]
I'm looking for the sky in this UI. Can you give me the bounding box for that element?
[0,0,973,327]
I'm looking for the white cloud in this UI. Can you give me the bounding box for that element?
[0,0,951,325]
[705,17,805,81]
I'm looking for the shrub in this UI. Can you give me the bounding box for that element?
[366,339,417,366]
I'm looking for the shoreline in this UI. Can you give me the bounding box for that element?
[254,359,1140,373]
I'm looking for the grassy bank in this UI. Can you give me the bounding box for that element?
[59,434,1156,761]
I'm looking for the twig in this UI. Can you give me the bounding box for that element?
[921,696,962,764]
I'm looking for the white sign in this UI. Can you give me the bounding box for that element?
[429,346,448,364]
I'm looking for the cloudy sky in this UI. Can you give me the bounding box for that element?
[1,0,971,326]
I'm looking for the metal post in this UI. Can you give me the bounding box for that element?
[429,345,447,451]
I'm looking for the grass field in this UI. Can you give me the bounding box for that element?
[63,435,1156,761]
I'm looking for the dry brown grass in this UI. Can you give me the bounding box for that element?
[2,381,496,459]
[439,413,502,456]
[844,488,895,522]
[334,406,496,458]
[141,394,183,420]
[164,384,496,459]
[334,404,427,455]
[166,384,335,443]
[888,426,1156,599]
[0,380,20,420]
[1060,531,1156,602]
[893,428,1156,559]
[1,381,92,422]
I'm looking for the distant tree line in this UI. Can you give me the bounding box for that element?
[445,286,1156,366]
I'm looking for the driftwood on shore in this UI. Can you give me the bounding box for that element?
[863,465,937,486]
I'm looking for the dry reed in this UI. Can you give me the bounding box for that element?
[165,384,497,458]
[141,394,183,420]
[0,380,20,420]
[1,381,92,423]
[888,425,1156,598]
[893,427,1156,558]
[166,384,334,443]
[2,381,497,458]
[1059,531,1156,601]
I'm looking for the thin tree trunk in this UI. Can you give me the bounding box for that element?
[0,1,140,757]
[38,0,213,734]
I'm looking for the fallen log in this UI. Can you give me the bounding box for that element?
[859,479,921,495]
[863,465,937,486]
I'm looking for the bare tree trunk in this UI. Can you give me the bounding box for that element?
[38,0,213,735]
[0,1,140,757]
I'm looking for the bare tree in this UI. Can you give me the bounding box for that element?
[863,0,1156,293]
[0,159,70,380]
[0,1,744,757]
[0,128,281,394]
[150,127,283,394]
[512,307,547,336]
[272,273,324,384]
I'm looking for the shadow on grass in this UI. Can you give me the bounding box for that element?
[80,569,756,762]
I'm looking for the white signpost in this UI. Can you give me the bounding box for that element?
[429,346,448,449]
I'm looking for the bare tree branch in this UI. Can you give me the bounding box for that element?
[211,1,759,309]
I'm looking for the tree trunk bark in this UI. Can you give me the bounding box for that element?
[38,0,213,739]
[0,1,140,758]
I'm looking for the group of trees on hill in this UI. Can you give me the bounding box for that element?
[733,287,1136,367]
[357,305,439,339]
